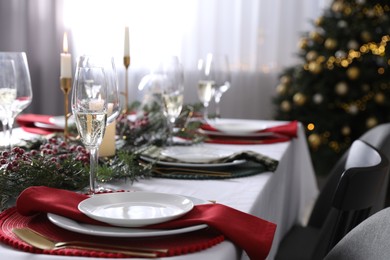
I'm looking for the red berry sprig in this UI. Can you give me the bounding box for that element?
[0,138,89,172]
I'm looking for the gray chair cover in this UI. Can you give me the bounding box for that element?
[324,207,390,260]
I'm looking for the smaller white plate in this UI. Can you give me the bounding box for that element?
[78,192,194,227]
[160,146,234,163]
[207,119,266,135]
[48,195,209,237]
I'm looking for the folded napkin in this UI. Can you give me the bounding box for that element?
[141,145,279,172]
[16,114,60,135]
[17,186,277,260]
[201,120,298,145]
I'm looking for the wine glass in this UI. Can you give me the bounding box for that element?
[197,54,216,120]
[211,54,231,118]
[160,56,184,145]
[72,56,109,194]
[0,52,32,150]
[0,59,15,149]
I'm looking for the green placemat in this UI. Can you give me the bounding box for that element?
[151,161,270,180]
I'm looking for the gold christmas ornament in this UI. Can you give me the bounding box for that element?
[348,104,359,114]
[366,117,378,128]
[280,75,291,85]
[315,16,324,26]
[324,38,338,50]
[306,50,318,61]
[276,84,288,95]
[375,92,385,104]
[298,38,309,49]
[308,133,322,149]
[281,100,291,112]
[310,31,323,43]
[308,61,322,74]
[293,93,307,106]
[313,93,323,104]
[347,67,360,80]
[341,126,351,136]
[335,82,348,95]
[332,1,344,12]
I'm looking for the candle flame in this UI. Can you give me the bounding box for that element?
[63,32,69,53]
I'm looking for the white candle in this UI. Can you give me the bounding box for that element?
[99,103,116,157]
[124,26,130,56]
[89,99,105,111]
[60,32,72,78]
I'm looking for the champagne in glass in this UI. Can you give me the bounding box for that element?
[72,57,108,194]
[0,52,32,150]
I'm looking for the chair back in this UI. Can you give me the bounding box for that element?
[324,207,390,260]
[312,140,389,258]
[308,123,390,228]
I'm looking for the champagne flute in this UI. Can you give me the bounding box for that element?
[211,54,231,118]
[160,56,184,145]
[72,57,108,194]
[0,52,32,150]
[197,54,216,120]
[0,59,15,149]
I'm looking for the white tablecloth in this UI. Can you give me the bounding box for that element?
[0,120,318,260]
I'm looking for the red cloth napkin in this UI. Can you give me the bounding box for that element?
[16,114,60,135]
[201,120,298,145]
[17,186,277,260]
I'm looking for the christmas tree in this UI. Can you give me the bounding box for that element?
[274,0,390,175]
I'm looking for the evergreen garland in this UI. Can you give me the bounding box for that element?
[0,103,203,211]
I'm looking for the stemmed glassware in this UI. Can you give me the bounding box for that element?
[160,56,184,145]
[197,54,216,120]
[211,54,231,118]
[197,53,231,120]
[72,55,120,194]
[0,52,33,150]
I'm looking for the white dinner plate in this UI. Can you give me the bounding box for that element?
[160,146,235,163]
[206,119,267,135]
[141,156,245,168]
[47,195,209,237]
[78,192,194,227]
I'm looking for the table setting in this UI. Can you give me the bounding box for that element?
[0,30,318,260]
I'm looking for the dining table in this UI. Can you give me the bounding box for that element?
[0,118,319,260]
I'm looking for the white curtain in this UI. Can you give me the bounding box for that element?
[0,0,331,119]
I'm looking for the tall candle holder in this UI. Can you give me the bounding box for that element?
[123,55,130,114]
[60,77,72,140]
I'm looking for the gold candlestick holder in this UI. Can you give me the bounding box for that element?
[60,77,72,140]
[123,55,130,114]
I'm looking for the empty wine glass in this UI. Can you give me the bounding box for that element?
[160,56,184,145]
[197,54,216,120]
[211,54,231,118]
[0,52,32,150]
[72,56,109,194]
